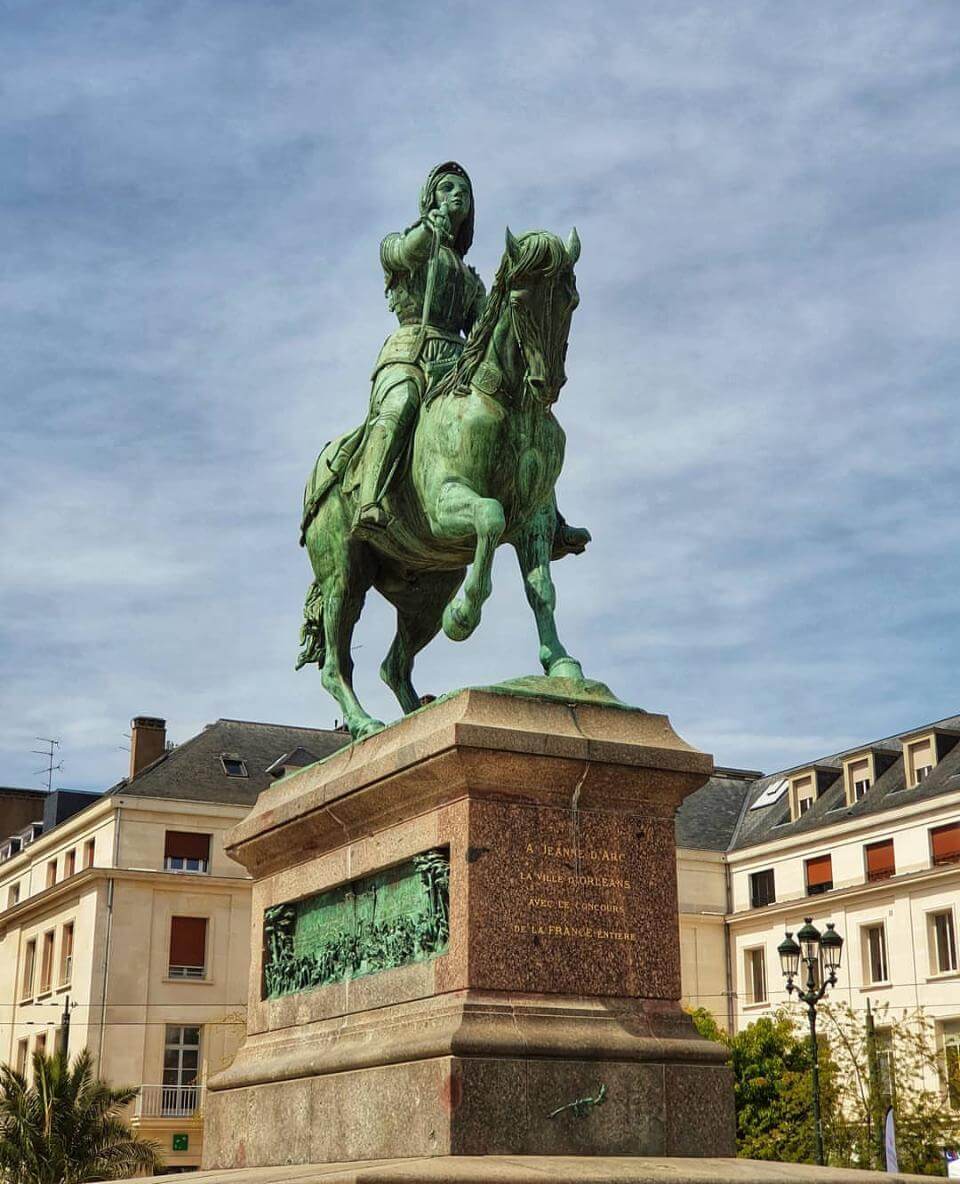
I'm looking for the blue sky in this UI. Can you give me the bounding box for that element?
[2,1,959,791]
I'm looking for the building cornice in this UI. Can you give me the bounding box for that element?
[0,793,252,886]
[726,860,960,927]
[0,866,250,935]
[0,797,116,881]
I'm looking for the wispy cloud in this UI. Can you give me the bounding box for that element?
[2,0,959,789]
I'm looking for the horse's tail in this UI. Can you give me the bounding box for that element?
[295,580,325,671]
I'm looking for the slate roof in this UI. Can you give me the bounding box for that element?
[690,712,960,854]
[109,718,349,807]
[675,768,757,850]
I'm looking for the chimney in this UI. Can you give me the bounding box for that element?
[130,717,166,779]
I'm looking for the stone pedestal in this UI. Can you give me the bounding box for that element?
[203,682,735,1172]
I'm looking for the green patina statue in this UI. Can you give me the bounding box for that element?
[298,162,591,738]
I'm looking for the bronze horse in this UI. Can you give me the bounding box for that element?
[298,228,587,738]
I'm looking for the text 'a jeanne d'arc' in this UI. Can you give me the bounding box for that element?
[524,843,625,863]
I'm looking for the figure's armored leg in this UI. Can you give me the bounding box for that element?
[356,381,419,531]
[376,567,466,713]
[515,504,584,679]
[432,480,505,641]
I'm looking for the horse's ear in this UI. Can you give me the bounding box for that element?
[505,226,521,263]
[566,227,581,264]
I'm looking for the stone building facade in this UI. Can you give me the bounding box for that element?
[676,712,960,1109]
[0,716,345,1171]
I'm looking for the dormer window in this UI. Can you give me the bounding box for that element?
[842,748,902,806]
[792,774,815,818]
[788,767,836,822]
[220,754,247,778]
[901,728,960,789]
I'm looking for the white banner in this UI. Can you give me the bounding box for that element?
[885,1107,898,1174]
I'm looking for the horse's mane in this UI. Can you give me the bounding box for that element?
[429,231,569,404]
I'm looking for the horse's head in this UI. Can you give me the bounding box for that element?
[502,227,580,406]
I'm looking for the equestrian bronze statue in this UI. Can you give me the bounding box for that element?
[298,162,590,738]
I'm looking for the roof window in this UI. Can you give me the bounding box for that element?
[788,767,836,822]
[901,728,960,789]
[842,749,896,806]
[220,754,247,778]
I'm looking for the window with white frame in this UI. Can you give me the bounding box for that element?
[942,1021,960,1110]
[164,831,211,874]
[21,938,36,999]
[876,1027,895,1102]
[168,917,207,979]
[929,910,958,975]
[59,923,74,986]
[162,1025,201,1117]
[745,947,767,1004]
[863,923,889,985]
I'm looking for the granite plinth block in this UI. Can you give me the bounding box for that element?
[204,687,734,1171]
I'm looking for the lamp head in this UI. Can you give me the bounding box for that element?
[778,931,801,979]
[797,917,822,964]
[820,921,844,974]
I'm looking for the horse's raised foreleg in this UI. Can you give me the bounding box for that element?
[376,567,466,712]
[432,479,505,641]
[514,505,584,680]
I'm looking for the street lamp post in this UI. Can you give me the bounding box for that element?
[778,917,844,1167]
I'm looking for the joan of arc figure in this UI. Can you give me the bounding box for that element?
[348,160,589,556]
[353,161,483,531]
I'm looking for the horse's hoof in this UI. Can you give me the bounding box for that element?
[547,657,584,681]
[442,600,475,642]
[353,717,386,740]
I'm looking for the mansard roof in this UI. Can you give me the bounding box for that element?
[705,711,960,854]
[108,718,348,806]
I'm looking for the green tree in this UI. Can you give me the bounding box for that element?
[690,1006,841,1163]
[820,1001,959,1176]
[0,1049,162,1184]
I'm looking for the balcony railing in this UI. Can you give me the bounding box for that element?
[134,1084,203,1118]
[168,964,205,979]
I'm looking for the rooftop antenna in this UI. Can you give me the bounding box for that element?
[32,737,63,793]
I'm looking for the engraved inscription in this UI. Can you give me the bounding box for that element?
[512,840,636,944]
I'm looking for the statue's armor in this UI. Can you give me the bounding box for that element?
[347,198,486,531]
[372,233,486,388]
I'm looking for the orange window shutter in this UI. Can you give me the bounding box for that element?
[932,824,960,864]
[806,855,833,886]
[865,840,895,878]
[170,917,207,966]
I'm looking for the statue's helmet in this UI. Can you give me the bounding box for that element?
[419,161,475,257]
